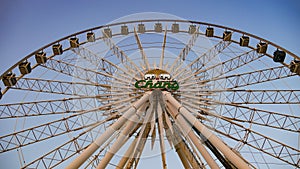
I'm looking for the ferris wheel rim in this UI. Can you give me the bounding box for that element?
[0,16,299,169]
[1,19,299,81]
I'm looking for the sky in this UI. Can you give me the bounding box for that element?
[0,0,299,168]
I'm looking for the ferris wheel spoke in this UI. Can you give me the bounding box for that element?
[208,66,296,89]
[102,29,144,77]
[48,58,132,85]
[218,103,299,132]
[173,39,231,80]
[44,57,135,88]
[159,27,168,69]
[133,27,150,70]
[180,93,213,104]
[109,79,135,88]
[71,46,139,81]
[210,117,300,167]
[178,80,208,88]
[168,26,200,73]
[97,93,142,107]
[0,107,110,153]
[71,47,113,73]
[21,115,115,169]
[0,97,100,119]
[181,96,212,108]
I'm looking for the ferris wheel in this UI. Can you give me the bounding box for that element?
[0,13,299,169]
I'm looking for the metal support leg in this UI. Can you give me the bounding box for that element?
[66,92,151,169]
[167,102,219,169]
[164,91,250,169]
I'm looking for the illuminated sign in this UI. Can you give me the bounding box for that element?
[134,69,179,90]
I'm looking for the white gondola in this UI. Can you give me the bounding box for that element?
[159,74,171,80]
[144,74,155,80]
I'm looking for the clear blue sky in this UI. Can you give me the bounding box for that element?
[0,0,299,168]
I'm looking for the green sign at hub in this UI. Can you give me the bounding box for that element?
[135,80,179,90]
[134,69,179,91]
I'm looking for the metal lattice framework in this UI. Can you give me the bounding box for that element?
[0,17,299,169]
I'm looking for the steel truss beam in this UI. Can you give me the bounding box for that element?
[219,103,299,132]
[21,114,118,169]
[194,49,264,79]
[208,116,300,167]
[0,97,98,119]
[43,58,112,86]
[0,107,106,153]
[220,89,300,104]
[71,47,116,75]
[208,66,296,89]
[11,78,103,96]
